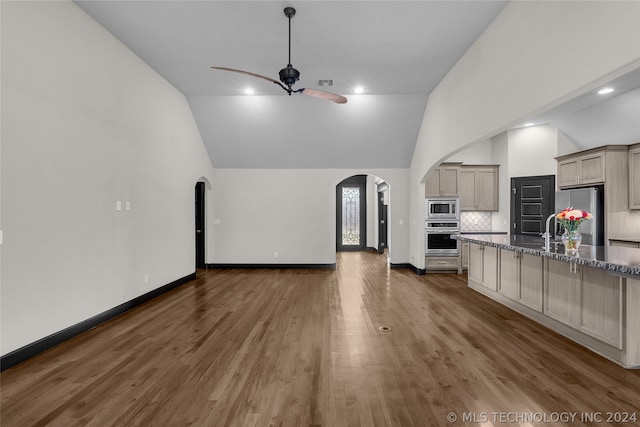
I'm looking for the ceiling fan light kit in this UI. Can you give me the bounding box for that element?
[212,7,347,104]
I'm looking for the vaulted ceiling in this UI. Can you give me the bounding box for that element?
[74,1,508,168]
[74,1,639,168]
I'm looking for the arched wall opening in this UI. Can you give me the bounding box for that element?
[335,173,391,262]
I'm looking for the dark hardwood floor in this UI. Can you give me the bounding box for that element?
[2,251,639,426]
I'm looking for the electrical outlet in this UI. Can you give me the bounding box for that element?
[273,252,279,258]
[144,274,149,284]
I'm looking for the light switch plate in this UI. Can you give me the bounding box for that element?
[125,202,131,211]
[116,201,122,211]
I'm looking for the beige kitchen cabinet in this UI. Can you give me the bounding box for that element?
[458,165,499,211]
[498,250,543,312]
[629,144,640,209]
[556,145,630,241]
[557,151,604,188]
[518,253,543,312]
[425,164,459,197]
[626,278,640,367]
[468,243,497,291]
[544,258,581,328]
[425,256,458,271]
[556,145,628,189]
[579,267,622,349]
[498,249,520,301]
[461,241,469,270]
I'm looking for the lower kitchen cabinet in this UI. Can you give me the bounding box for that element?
[579,267,622,349]
[544,258,581,328]
[463,239,635,367]
[498,250,543,312]
[461,241,469,270]
[468,243,497,291]
[518,253,543,311]
[498,249,520,300]
[544,259,622,348]
[425,256,458,271]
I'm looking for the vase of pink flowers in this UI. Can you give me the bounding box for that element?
[556,207,593,255]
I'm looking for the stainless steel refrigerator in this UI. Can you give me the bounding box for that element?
[555,186,604,245]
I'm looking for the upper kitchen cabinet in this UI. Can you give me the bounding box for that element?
[425,163,460,197]
[459,165,499,211]
[556,145,628,189]
[629,143,640,209]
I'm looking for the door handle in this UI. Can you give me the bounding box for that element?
[196,230,202,233]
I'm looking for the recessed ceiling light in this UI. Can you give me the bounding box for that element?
[522,122,535,127]
[598,87,614,95]
[243,88,255,95]
[353,87,365,94]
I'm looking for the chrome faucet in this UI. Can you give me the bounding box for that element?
[542,211,562,252]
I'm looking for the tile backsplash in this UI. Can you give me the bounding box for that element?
[461,211,493,232]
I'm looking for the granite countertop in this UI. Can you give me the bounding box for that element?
[452,233,640,278]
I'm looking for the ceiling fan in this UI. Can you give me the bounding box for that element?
[212,7,347,104]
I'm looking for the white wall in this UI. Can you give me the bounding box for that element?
[508,125,560,178]
[445,139,493,164]
[491,132,510,232]
[1,1,215,355]
[409,0,640,268]
[210,169,409,265]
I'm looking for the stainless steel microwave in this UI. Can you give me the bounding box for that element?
[426,198,459,219]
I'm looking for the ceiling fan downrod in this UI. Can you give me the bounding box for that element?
[279,7,300,94]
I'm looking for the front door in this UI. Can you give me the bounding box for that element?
[336,176,367,251]
[510,175,555,236]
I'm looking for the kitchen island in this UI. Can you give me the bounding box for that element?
[452,233,640,369]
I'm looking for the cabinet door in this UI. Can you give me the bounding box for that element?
[630,146,640,209]
[468,243,483,284]
[461,242,469,269]
[425,168,442,197]
[578,152,605,185]
[458,169,476,210]
[580,267,622,349]
[499,250,519,301]
[518,253,543,312]
[476,168,498,211]
[558,159,579,188]
[544,259,581,327]
[482,246,498,291]
[440,167,459,196]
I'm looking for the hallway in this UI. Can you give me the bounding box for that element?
[2,252,639,426]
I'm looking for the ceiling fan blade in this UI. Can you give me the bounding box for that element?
[301,88,348,104]
[211,67,279,84]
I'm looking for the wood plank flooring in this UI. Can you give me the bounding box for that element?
[2,251,640,426]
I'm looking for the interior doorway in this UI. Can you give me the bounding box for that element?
[195,182,206,268]
[510,175,555,236]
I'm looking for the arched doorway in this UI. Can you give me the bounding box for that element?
[336,174,390,256]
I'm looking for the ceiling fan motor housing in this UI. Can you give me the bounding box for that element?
[279,65,300,90]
